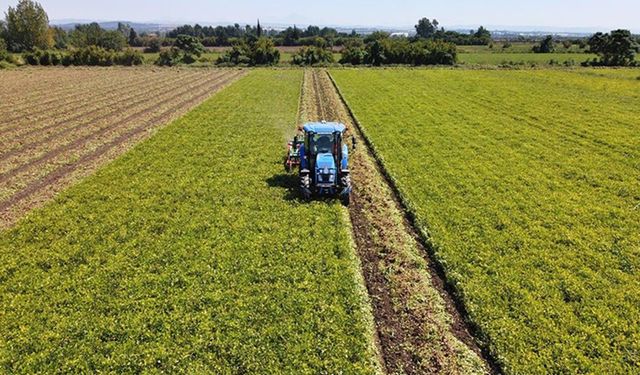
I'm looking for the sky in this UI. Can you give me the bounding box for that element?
[1,0,639,31]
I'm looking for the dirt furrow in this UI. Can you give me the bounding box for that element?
[0,70,167,129]
[300,69,491,375]
[0,69,150,120]
[0,70,246,228]
[0,68,111,105]
[0,71,218,159]
[0,72,140,122]
[0,67,116,92]
[0,71,238,186]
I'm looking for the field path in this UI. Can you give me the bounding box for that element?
[299,69,491,374]
[0,68,245,228]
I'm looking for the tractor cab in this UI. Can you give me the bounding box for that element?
[298,122,351,205]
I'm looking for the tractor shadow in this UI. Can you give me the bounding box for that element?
[267,172,343,206]
[266,173,302,201]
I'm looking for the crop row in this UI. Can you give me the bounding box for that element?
[331,68,640,374]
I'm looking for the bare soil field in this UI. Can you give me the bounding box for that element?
[0,67,245,228]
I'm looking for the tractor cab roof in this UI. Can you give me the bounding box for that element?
[303,122,346,134]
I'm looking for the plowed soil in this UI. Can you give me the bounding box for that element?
[0,67,245,228]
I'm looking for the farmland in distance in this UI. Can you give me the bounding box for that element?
[331,68,640,374]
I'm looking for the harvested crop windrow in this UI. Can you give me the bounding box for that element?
[0,68,117,105]
[0,68,245,229]
[0,71,229,162]
[0,69,167,123]
[0,71,155,127]
[0,70,209,144]
[330,69,640,374]
[300,69,490,375]
[0,70,381,373]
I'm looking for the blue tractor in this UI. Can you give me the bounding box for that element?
[298,122,352,205]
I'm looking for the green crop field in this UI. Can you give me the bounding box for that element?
[458,43,587,54]
[0,70,380,373]
[459,52,597,65]
[331,69,640,374]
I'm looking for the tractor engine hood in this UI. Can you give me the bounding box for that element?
[315,153,336,171]
[315,153,337,186]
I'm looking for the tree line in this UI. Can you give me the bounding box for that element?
[1,0,638,67]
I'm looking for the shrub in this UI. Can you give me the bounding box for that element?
[69,23,127,51]
[22,48,62,65]
[66,46,115,66]
[533,36,555,53]
[22,50,39,64]
[143,38,161,53]
[216,37,279,66]
[587,30,639,66]
[339,40,366,65]
[116,48,144,66]
[174,34,205,62]
[249,37,280,65]
[0,38,8,61]
[340,37,456,66]
[155,35,206,66]
[291,46,334,66]
[216,43,251,66]
[155,47,182,66]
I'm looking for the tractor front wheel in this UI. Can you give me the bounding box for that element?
[341,193,350,206]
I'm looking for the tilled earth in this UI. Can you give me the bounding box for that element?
[299,69,490,375]
[0,67,245,228]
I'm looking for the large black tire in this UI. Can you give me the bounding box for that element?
[300,174,311,200]
[341,193,350,207]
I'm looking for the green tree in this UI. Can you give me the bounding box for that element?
[128,28,138,46]
[174,34,205,62]
[588,29,639,66]
[365,40,385,66]
[533,35,555,53]
[473,26,492,44]
[415,18,438,39]
[250,37,280,65]
[51,26,68,49]
[339,39,366,65]
[117,22,130,37]
[364,31,390,43]
[5,0,52,52]
[0,20,7,41]
[100,31,127,51]
[291,45,333,66]
[143,37,161,53]
[70,23,126,51]
[0,37,8,61]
